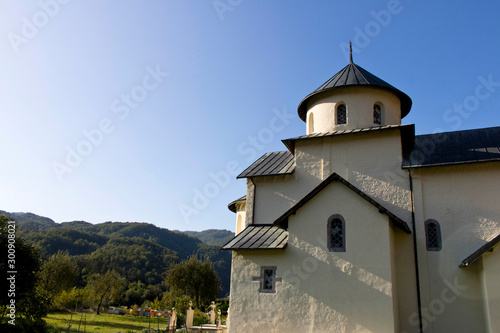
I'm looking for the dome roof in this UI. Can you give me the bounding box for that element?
[227,195,246,213]
[297,62,412,122]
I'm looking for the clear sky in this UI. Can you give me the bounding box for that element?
[1,0,499,232]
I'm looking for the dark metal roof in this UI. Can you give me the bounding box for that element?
[403,126,500,168]
[237,151,295,179]
[460,233,500,268]
[282,125,408,153]
[298,62,412,122]
[228,195,246,213]
[221,225,288,251]
[273,172,411,233]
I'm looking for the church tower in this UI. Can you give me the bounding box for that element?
[224,47,500,333]
[225,49,421,333]
[298,47,412,134]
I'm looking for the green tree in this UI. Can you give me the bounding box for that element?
[39,251,78,304]
[121,280,148,306]
[85,270,124,314]
[165,256,219,309]
[0,215,49,332]
[53,287,89,311]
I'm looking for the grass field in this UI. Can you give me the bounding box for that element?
[45,312,178,333]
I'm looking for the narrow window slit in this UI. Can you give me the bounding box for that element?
[328,215,346,252]
[374,104,382,125]
[337,104,347,125]
[425,219,442,251]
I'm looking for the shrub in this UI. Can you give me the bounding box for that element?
[193,309,209,326]
[52,287,88,311]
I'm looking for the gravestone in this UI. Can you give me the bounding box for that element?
[168,307,177,330]
[209,301,216,324]
[185,301,194,328]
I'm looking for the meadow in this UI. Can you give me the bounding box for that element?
[45,312,179,333]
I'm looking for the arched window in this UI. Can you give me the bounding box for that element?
[425,219,442,251]
[374,104,382,125]
[336,104,347,125]
[328,215,345,252]
[308,112,314,134]
[236,214,243,234]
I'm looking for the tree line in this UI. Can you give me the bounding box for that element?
[0,214,225,332]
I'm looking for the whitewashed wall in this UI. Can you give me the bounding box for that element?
[412,162,500,332]
[229,181,402,333]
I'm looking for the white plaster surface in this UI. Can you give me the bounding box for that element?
[305,86,401,133]
[412,162,500,332]
[483,249,500,333]
[252,129,412,227]
[229,181,401,333]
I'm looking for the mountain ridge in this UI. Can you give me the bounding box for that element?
[0,210,232,297]
[0,210,234,246]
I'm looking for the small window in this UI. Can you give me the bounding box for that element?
[252,266,282,293]
[263,269,274,290]
[425,219,442,251]
[374,104,382,125]
[308,112,314,134]
[328,215,345,252]
[236,214,243,234]
[337,104,347,125]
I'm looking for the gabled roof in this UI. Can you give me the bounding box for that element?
[237,151,295,179]
[221,225,288,251]
[272,172,411,233]
[460,233,500,268]
[297,62,412,122]
[403,126,500,168]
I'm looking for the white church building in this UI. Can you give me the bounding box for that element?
[222,52,500,333]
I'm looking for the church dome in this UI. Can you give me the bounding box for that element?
[297,61,412,123]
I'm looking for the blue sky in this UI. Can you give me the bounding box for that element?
[1,0,499,231]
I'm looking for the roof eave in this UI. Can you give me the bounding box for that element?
[403,158,500,170]
[221,244,288,251]
[460,233,500,268]
[282,139,295,154]
[237,151,295,179]
[221,224,289,251]
[227,195,246,213]
[284,125,413,154]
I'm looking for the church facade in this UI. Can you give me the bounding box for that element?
[223,56,500,333]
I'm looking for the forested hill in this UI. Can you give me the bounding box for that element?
[0,210,233,297]
[178,229,234,247]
